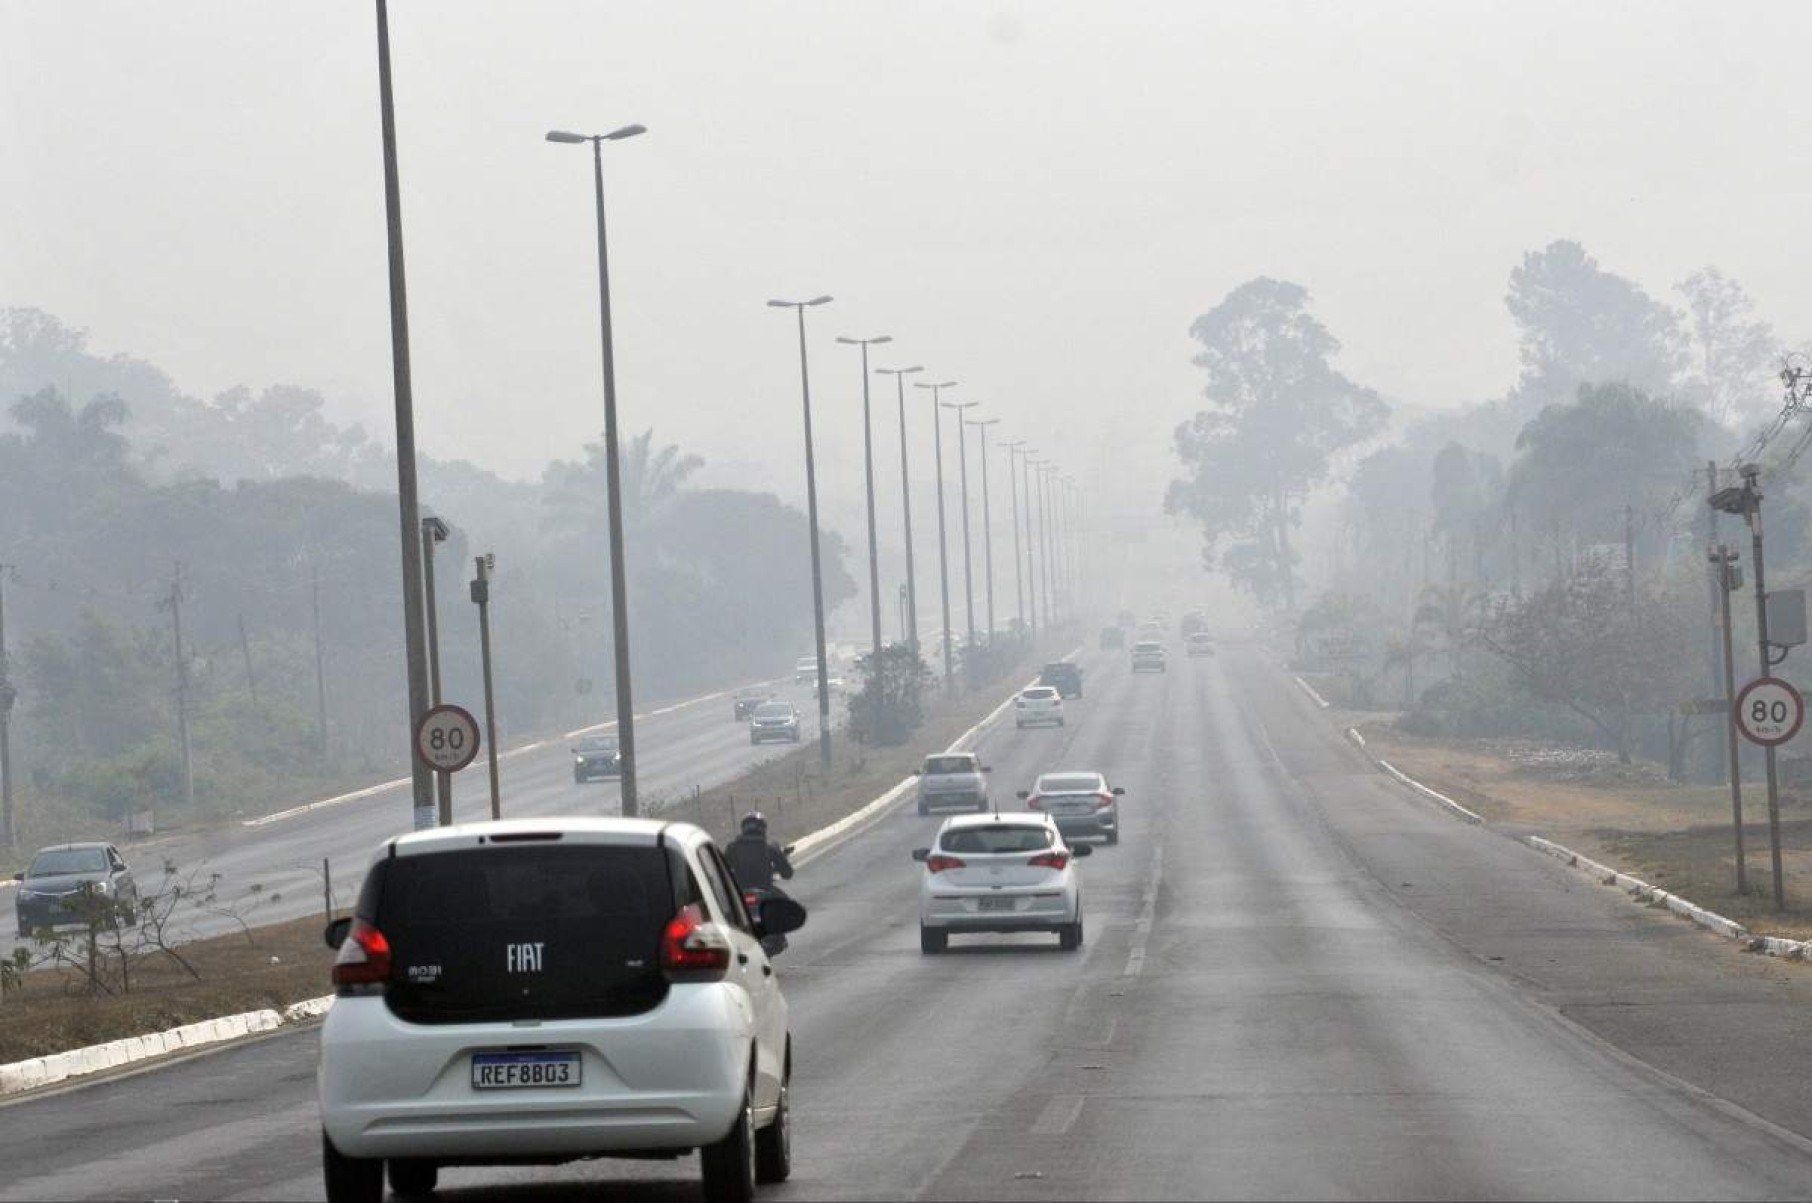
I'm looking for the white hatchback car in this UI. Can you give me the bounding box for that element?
[318,818,806,1203]
[912,813,1090,953]
[1013,685,1065,729]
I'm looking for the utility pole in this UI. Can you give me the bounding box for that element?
[1741,468,1787,910]
[164,564,195,812]
[877,365,924,654]
[471,554,502,820]
[915,381,959,692]
[421,517,452,823]
[373,0,436,832]
[311,563,329,759]
[1705,461,1727,783]
[0,563,15,849]
[1002,441,1026,644]
[836,334,892,681]
[1710,544,1746,895]
[942,400,980,664]
[969,418,999,648]
[237,615,259,707]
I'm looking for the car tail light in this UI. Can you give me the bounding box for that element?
[925,854,966,873]
[661,903,731,979]
[331,919,392,989]
[1096,792,1115,810]
[1028,851,1070,870]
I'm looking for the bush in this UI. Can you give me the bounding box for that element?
[847,645,933,747]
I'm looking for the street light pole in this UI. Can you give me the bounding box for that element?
[770,295,836,766]
[942,401,980,664]
[1040,463,1060,625]
[1740,467,1787,911]
[915,381,959,692]
[1025,455,1046,635]
[546,122,647,815]
[877,366,924,654]
[837,334,892,682]
[470,554,502,821]
[968,418,1000,646]
[373,0,435,831]
[1001,441,1026,644]
[1710,544,1747,896]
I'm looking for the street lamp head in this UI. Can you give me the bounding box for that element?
[837,334,892,346]
[421,515,451,542]
[768,296,835,309]
[941,400,978,412]
[877,365,924,376]
[604,123,647,140]
[806,295,833,307]
[545,130,589,143]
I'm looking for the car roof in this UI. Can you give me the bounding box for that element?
[33,842,112,854]
[939,811,1052,831]
[386,817,705,859]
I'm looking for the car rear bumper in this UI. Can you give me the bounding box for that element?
[921,893,1075,929]
[1052,809,1116,837]
[319,992,752,1161]
[750,727,799,743]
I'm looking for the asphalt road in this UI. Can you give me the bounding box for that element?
[2,672,838,958]
[7,639,1812,1200]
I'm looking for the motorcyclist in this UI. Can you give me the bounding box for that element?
[725,810,794,894]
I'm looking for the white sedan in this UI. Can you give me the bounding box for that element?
[912,813,1090,953]
[1013,685,1065,728]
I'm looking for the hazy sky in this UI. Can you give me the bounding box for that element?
[5,1,1810,522]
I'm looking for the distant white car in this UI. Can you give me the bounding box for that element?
[1013,685,1065,729]
[1185,632,1215,657]
[912,812,1090,953]
[1130,640,1166,673]
[793,656,819,684]
[1021,770,1125,846]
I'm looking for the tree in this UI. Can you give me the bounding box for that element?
[1676,267,1780,432]
[1167,278,1388,610]
[847,645,933,747]
[540,428,704,545]
[1505,240,1686,416]
[1506,382,1705,558]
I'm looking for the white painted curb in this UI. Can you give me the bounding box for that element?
[1293,676,1331,710]
[1525,834,1806,957]
[1344,725,1484,824]
[0,1002,317,1097]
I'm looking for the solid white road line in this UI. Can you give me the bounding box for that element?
[1122,844,1164,978]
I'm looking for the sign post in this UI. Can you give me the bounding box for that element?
[415,704,481,778]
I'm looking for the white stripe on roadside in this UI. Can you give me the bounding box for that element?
[1122,844,1164,978]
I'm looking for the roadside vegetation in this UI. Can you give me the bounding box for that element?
[0,307,855,868]
[1189,242,1812,936]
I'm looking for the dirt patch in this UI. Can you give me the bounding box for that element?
[0,914,335,1064]
[1356,719,1812,943]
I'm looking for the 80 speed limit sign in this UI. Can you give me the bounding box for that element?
[1734,677,1805,747]
[415,704,482,771]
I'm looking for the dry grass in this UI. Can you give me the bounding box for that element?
[1356,717,1812,941]
[0,914,336,1063]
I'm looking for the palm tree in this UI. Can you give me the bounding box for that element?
[540,428,703,541]
[9,386,130,465]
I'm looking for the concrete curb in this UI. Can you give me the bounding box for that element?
[1344,727,1485,825]
[1293,676,1331,710]
[1524,834,1806,957]
[0,1001,318,1097]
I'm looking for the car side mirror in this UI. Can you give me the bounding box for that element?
[1016,790,1029,800]
[981,766,993,773]
[757,896,807,939]
[1112,787,1126,796]
[11,870,22,881]
[911,847,930,862]
[1071,843,1093,858]
[324,916,352,950]
[782,843,797,856]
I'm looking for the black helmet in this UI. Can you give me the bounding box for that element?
[740,810,768,837]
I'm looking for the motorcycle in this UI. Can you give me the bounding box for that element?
[742,846,800,956]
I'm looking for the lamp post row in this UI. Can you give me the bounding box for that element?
[376,30,1083,825]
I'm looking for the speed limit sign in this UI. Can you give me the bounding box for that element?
[1734,677,1805,747]
[415,704,481,771]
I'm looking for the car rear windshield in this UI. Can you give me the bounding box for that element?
[1038,773,1103,793]
[576,737,617,752]
[29,849,108,876]
[924,755,976,775]
[1021,687,1058,700]
[1134,642,1162,652]
[754,703,793,718]
[363,843,680,1024]
[942,825,1054,854]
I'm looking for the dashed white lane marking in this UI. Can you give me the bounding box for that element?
[1122,844,1164,978]
[1031,1093,1086,1136]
